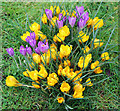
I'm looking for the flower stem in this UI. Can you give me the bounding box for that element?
[71,28,73,39]
[12,56,19,68]
[25,57,32,70]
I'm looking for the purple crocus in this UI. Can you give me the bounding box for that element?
[82,12,89,22]
[45,9,52,20]
[59,13,63,20]
[6,48,14,56]
[57,20,63,28]
[76,6,84,18]
[19,46,27,56]
[30,32,36,39]
[29,39,36,48]
[25,36,31,43]
[68,16,76,27]
[26,47,32,55]
[77,18,86,29]
[38,41,49,53]
[26,32,36,43]
[35,47,41,55]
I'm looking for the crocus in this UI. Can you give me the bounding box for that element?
[76,6,84,18]
[77,18,86,29]
[45,9,52,20]
[6,48,14,56]
[57,20,63,28]
[82,12,89,22]
[30,32,36,39]
[68,16,76,27]
[19,45,27,56]
[6,76,22,87]
[38,41,49,53]
[29,39,36,48]
[35,47,41,55]
[26,47,32,55]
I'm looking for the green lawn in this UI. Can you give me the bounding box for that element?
[1,2,119,110]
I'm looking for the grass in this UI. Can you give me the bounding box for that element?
[1,2,119,110]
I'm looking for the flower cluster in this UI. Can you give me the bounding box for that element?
[6,5,110,106]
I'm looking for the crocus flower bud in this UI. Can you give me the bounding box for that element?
[57,20,63,29]
[35,47,41,55]
[38,41,49,53]
[68,16,76,27]
[26,47,32,55]
[29,39,36,48]
[77,18,86,29]
[19,46,27,56]
[45,9,52,20]
[6,48,14,56]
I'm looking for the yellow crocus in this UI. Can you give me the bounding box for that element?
[59,44,72,58]
[78,54,92,69]
[6,76,22,87]
[87,17,93,28]
[29,22,40,32]
[47,73,59,86]
[82,46,90,53]
[78,31,89,43]
[64,60,71,67]
[41,50,50,64]
[23,69,30,77]
[101,52,110,61]
[86,78,93,86]
[32,53,41,64]
[21,31,30,41]
[56,6,60,14]
[50,6,54,13]
[38,64,48,79]
[91,38,103,49]
[92,17,103,30]
[29,70,39,81]
[61,10,66,16]
[42,14,47,24]
[60,81,71,93]
[57,97,64,103]
[91,61,102,73]
[59,25,70,37]
[62,66,70,76]
[58,64,63,76]
[51,16,58,27]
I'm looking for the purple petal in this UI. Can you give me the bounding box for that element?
[59,13,63,20]
[30,32,36,39]
[57,20,63,28]
[6,48,14,56]
[19,46,26,56]
[77,18,86,29]
[45,9,52,20]
[82,12,89,22]
[68,16,76,27]
[35,47,40,55]
[29,39,36,48]
[76,6,84,17]
[26,47,32,55]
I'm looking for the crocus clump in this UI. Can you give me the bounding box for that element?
[6,4,113,109]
